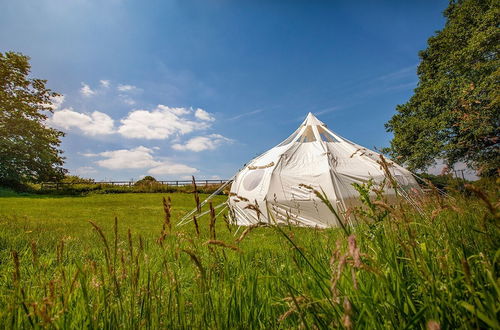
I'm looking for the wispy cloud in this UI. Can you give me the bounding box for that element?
[227,109,263,121]
[314,106,342,116]
[100,80,111,88]
[291,106,344,122]
[346,64,419,99]
[80,80,141,99]
[118,94,136,105]
[80,83,95,97]
[117,84,137,92]
[172,134,233,152]
[375,64,417,82]
[383,81,418,91]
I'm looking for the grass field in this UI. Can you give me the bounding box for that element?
[0,186,498,329]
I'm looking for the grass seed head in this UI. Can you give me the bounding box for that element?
[426,320,440,330]
[235,223,262,243]
[342,297,353,329]
[193,215,200,237]
[181,249,206,280]
[209,202,217,240]
[11,250,20,284]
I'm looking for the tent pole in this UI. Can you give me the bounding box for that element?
[177,201,228,226]
[177,177,235,226]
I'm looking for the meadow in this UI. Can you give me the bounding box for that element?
[0,185,498,329]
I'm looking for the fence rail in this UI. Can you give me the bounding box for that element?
[40,179,230,190]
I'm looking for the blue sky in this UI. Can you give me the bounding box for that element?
[0,0,450,181]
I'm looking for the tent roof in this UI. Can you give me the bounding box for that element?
[301,112,326,127]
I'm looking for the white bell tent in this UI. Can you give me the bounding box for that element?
[179,113,420,228]
[227,113,419,228]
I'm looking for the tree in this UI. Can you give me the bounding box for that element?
[134,176,157,186]
[385,0,499,177]
[0,52,66,187]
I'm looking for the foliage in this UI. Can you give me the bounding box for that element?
[385,0,499,177]
[28,182,224,196]
[134,176,157,186]
[0,52,66,187]
[61,175,95,184]
[0,186,498,328]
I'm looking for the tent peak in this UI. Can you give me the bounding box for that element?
[302,112,326,126]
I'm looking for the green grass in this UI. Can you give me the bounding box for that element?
[0,186,498,329]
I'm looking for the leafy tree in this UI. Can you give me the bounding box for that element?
[0,52,66,187]
[134,176,157,186]
[385,0,499,177]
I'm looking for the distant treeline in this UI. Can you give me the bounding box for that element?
[6,175,228,196]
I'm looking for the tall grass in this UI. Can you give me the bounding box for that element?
[0,183,498,328]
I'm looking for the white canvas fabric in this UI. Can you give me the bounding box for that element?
[228,113,419,228]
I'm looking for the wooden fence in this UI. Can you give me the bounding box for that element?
[40,179,230,190]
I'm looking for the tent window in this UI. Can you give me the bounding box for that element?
[317,126,338,142]
[299,126,316,142]
[243,169,265,191]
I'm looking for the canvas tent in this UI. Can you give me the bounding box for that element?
[226,113,420,228]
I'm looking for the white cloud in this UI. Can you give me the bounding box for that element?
[166,106,191,116]
[148,163,198,175]
[117,84,137,92]
[88,146,198,175]
[119,94,136,105]
[118,105,212,139]
[72,166,97,175]
[48,95,65,110]
[80,83,95,97]
[81,152,99,157]
[48,104,216,140]
[195,108,215,122]
[49,108,115,135]
[96,146,160,169]
[172,134,232,152]
[100,80,110,88]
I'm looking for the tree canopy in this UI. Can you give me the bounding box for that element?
[385,0,499,177]
[0,51,66,187]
